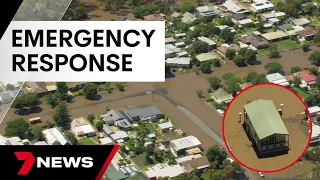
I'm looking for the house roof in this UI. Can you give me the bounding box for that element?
[278,24,293,31]
[181,156,210,173]
[114,119,133,129]
[294,70,317,84]
[102,124,115,134]
[71,117,89,127]
[42,128,69,145]
[244,99,289,140]
[251,1,275,12]
[232,13,248,21]
[166,57,191,65]
[72,124,95,136]
[28,82,48,93]
[170,136,201,151]
[171,12,180,18]
[101,109,125,123]
[99,137,113,145]
[296,27,318,37]
[238,35,270,47]
[143,14,166,21]
[197,36,216,46]
[223,0,247,13]
[165,37,176,44]
[266,73,286,82]
[124,106,162,119]
[211,88,233,102]
[145,164,185,178]
[239,82,252,90]
[33,141,48,145]
[312,124,320,140]
[196,52,220,62]
[293,18,311,26]
[261,31,289,41]
[181,12,197,23]
[158,122,174,129]
[260,13,275,19]
[110,131,128,140]
[309,106,320,115]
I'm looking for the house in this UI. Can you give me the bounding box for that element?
[143,14,166,21]
[42,128,70,145]
[177,51,188,58]
[102,124,115,135]
[33,141,48,145]
[123,106,164,122]
[308,106,320,117]
[197,36,217,50]
[196,6,218,16]
[238,35,270,49]
[114,119,134,130]
[175,155,195,164]
[211,88,233,104]
[170,136,202,156]
[0,136,24,145]
[27,82,48,95]
[260,13,275,21]
[251,0,275,13]
[107,170,129,180]
[292,18,311,26]
[181,156,210,173]
[261,31,289,42]
[166,57,191,68]
[158,122,174,132]
[217,44,240,57]
[165,37,176,45]
[268,18,281,25]
[278,24,293,32]
[274,12,286,19]
[110,131,129,142]
[165,44,181,59]
[266,73,290,87]
[310,124,320,145]
[231,13,253,26]
[196,52,221,63]
[243,99,290,155]
[0,91,13,104]
[181,12,197,23]
[171,12,180,18]
[145,164,185,179]
[99,137,113,145]
[293,70,317,89]
[186,148,202,156]
[174,33,187,38]
[223,0,249,14]
[101,109,125,125]
[296,27,318,41]
[71,117,96,137]
[175,42,185,48]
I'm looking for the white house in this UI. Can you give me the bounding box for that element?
[223,0,249,14]
[99,137,113,145]
[266,73,290,87]
[42,128,69,145]
[158,122,174,132]
[181,12,197,23]
[110,131,129,142]
[166,57,191,68]
[308,106,320,117]
[251,0,275,13]
[0,89,25,104]
[71,117,96,137]
[197,36,217,50]
[196,6,218,16]
[211,88,233,104]
[170,136,202,157]
[310,124,320,145]
[0,135,24,145]
[145,164,185,179]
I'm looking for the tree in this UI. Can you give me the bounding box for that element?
[172,172,200,180]
[199,62,211,74]
[83,83,98,99]
[154,151,164,162]
[217,17,234,26]
[206,145,227,165]
[196,90,203,98]
[53,102,71,128]
[94,120,104,131]
[309,66,319,76]
[115,83,125,91]
[268,44,280,58]
[225,48,236,60]
[64,131,78,145]
[208,77,221,90]
[55,82,69,100]
[5,84,15,91]
[220,29,234,43]
[293,76,301,87]
[317,76,320,89]
[189,41,209,56]
[303,2,317,15]
[309,51,320,65]
[222,73,235,81]
[4,118,29,138]
[256,21,265,33]
[144,154,154,164]
[212,27,221,36]
[87,114,95,123]
[144,144,155,155]
[264,62,283,73]
[30,125,44,141]
[225,76,241,95]
[317,115,320,122]
[314,35,320,43]
[213,59,221,67]
[244,49,257,64]
[12,93,40,112]
[305,88,320,106]
[233,55,245,66]
[302,43,310,52]
[180,2,195,13]
[291,67,302,73]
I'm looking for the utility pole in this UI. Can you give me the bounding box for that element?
[239,112,242,123]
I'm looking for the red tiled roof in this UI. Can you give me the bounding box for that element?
[295,70,317,85]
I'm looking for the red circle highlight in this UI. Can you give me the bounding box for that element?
[222,82,312,173]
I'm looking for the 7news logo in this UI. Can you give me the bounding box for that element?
[15,152,93,175]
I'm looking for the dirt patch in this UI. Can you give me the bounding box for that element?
[223,84,310,171]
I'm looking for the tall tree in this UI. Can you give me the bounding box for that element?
[83,83,98,99]
[4,118,29,138]
[53,102,71,128]
[55,82,69,100]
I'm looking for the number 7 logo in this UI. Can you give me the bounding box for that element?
[14,152,35,175]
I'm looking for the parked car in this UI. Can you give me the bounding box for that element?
[258,172,264,178]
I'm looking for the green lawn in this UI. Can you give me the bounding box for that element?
[293,87,309,99]
[275,39,301,49]
[145,123,158,133]
[257,49,268,56]
[79,136,99,145]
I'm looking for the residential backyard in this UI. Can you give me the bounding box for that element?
[293,87,310,99]
[79,136,99,145]
[275,39,301,50]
